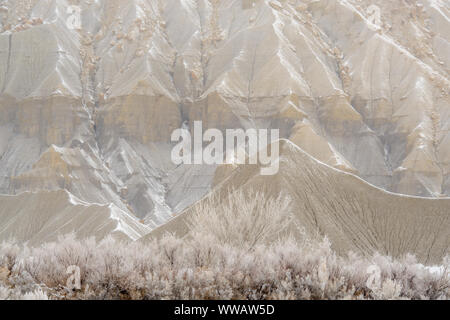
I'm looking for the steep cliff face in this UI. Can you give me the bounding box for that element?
[0,0,449,237]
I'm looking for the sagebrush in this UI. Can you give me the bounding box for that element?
[0,190,448,300]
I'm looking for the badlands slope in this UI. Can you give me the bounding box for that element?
[146,140,450,264]
[0,0,449,243]
[0,190,150,245]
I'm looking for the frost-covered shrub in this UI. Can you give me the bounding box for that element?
[0,234,448,300]
[0,283,49,300]
[189,189,292,249]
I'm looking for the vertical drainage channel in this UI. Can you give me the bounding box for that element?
[1,34,12,94]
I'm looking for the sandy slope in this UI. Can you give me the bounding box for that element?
[0,190,151,245]
[146,140,450,264]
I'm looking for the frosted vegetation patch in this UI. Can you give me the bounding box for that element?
[0,190,448,300]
